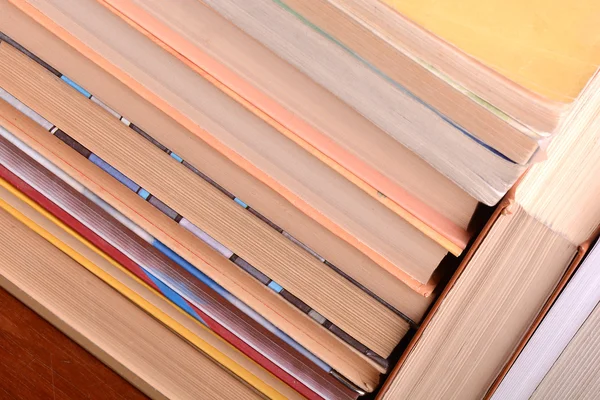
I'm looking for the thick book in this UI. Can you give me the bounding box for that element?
[377,77,600,398]
[377,196,581,399]
[278,0,600,161]
[381,0,600,133]
[490,236,600,399]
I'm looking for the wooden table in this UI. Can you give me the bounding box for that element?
[0,287,147,399]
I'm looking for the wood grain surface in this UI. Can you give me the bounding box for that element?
[0,287,147,400]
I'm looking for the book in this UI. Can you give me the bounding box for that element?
[271,0,541,166]
[378,72,600,398]
[382,0,600,132]
[530,302,600,399]
[0,201,263,400]
[491,240,600,399]
[0,133,357,399]
[5,0,457,297]
[378,199,579,399]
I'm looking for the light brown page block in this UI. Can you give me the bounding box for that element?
[0,98,382,391]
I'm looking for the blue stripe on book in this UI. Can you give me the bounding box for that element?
[151,239,331,372]
[143,269,207,326]
[234,197,248,208]
[137,188,150,200]
[60,75,91,98]
[170,152,183,163]
[152,240,235,299]
[268,280,284,293]
[275,0,516,163]
[88,154,140,192]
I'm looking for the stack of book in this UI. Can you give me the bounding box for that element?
[0,0,598,399]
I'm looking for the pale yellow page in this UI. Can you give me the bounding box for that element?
[384,0,600,102]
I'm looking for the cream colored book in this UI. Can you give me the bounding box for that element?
[378,65,600,398]
[381,0,600,133]
[277,0,540,166]
[271,0,600,168]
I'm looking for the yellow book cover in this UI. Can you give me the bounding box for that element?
[384,0,600,102]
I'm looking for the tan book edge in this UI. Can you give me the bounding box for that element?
[0,0,432,324]
[377,190,600,398]
[0,98,382,391]
[277,0,538,165]
[378,205,578,398]
[377,185,518,398]
[0,207,262,400]
[7,0,448,293]
[99,0,472,255]
[483,224,600,399]
[0,177,303,400]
